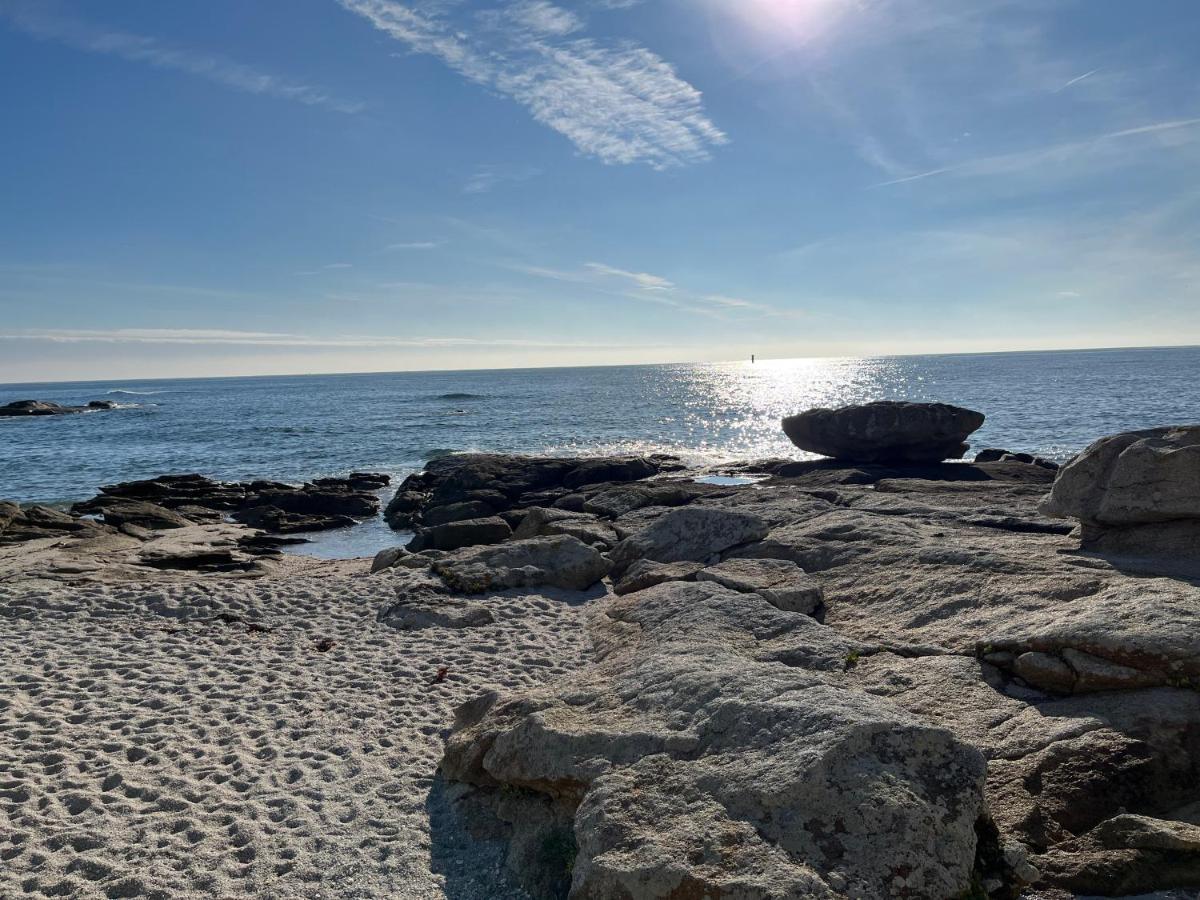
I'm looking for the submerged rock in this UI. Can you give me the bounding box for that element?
[782,401,985,463]
[0,399,100,417]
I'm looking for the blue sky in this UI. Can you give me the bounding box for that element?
[2,0,1198,381]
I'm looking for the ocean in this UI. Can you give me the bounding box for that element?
[3,346,1197,556]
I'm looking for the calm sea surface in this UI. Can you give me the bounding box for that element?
[2,347,1197,554]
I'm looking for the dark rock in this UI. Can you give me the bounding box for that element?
[422,500,497,527]
[86,400,118,410]
[383,491,427,528]
[75,472,384,535]
[977,448,1061,470]
[0,502,114,544]
[0,400,84,417]
[89,500,192,530]
[782,400,985,463]
[407,516,512,553]
[233,507,358,534]
[383,453,684,531]
[562,457,658,490]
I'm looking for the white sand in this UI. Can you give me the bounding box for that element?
[0,559,593,898]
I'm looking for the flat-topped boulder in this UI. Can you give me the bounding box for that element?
[1039,425,1200,561]
[782,401,985,463]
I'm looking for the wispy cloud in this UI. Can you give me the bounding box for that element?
[874,117,1200,187]
[584,262,674,291]
[384,241,440,250]
[463,164,541,194]
[0,327,622,349]
[337,0,726,167]
[1057,68,1099,92]
[295,262,355,275]
[512,260,803,319]
[1,2,363,113]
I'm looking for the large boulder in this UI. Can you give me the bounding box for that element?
[442,581,988,898]
[1039,425,1200,559]
[431,535,611,593]
[782,401,985,463]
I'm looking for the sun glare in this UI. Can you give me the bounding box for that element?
[734,0,844,39]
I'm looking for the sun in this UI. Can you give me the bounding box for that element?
[729,0,846,41]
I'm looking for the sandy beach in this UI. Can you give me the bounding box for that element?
[1,554,589,899]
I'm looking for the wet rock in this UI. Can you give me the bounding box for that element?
[0,399,97,416]
[75,472,387,535]
[422,500,497,527]
[383,453,683,530]
[782,401,985,463]
[407,516,512,553]
[88,500,192,531]
[432,535,610,593]
[975,448,1059,470]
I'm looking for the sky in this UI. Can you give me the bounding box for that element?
[1,0,1199,382]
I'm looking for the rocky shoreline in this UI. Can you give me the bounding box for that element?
[2,403,1199,899]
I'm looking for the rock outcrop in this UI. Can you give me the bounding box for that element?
[1039,425,1200,562]
[417,446,1200,899]
[975,448,1059,470]
[442,581,988,899]
[431,535,611,593]
[0,399,117,417]
[73,472,390,535]
[782,401,985,463]
[608,506,769,576]
[383,453,686,530]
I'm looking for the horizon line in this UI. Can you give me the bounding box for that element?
[2,342,1197,390]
